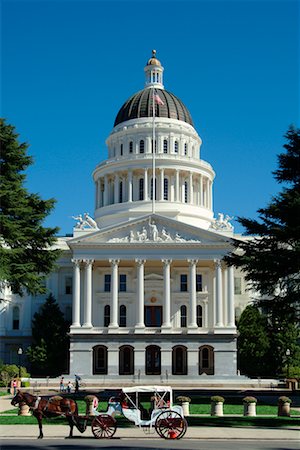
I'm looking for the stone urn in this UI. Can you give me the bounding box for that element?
[210,396,224,416]
[176,396,191,416]
[18,401,31,416]
[278,396,291,417]
[84,395,99,416]
[243,397,257,417]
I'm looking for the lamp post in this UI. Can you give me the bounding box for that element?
[286,349,291,379]
[17,347,23,379]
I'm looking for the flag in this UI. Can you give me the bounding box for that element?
[154,92,164,105]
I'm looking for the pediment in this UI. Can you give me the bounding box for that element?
[68,214,232,248]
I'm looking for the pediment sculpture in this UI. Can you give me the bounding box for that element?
[72,213,99,230]
[210,213,234,232]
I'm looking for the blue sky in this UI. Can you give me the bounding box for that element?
[1,0,299,235]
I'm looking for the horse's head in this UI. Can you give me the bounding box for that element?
[11,390,24,406]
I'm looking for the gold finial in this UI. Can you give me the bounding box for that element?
[152,49,156,57]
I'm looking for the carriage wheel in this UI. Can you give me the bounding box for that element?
[91,414,117,439]
[155,409,187,440]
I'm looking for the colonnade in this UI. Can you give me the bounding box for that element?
[95,168,213,210]
[71,258,235,330]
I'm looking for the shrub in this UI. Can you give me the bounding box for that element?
[278,396,292,404]
[21,381,30,388]
[243,396,257,403]
[176,396,191,403]
[211,396,225,403]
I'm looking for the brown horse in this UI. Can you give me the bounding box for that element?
[11,390,78,439]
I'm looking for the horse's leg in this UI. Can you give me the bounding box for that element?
[34,412,43,439]
[67,415,74,438]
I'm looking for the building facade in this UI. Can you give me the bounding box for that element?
[0,51,252,384]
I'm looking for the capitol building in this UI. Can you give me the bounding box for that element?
[0,51,252,384]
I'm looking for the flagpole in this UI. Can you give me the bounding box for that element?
[152,86,156,214]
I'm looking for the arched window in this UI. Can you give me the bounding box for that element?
[129,141,133,153]
[172,345,187,375]
[104,305,110,327]
[184,143,188,155]
[163,178,169,200]
[146,345,161,375]
[139,178,144,201]
[180,305,187,328]
[151,139,157,153]
[120,144,123,156]
[196,305,203,327]
[163,139,168,153]
[139,140,145,153]
[12,306,20,330]
[119,304,126,327]
[184,181,188,203]
[199,345,214,375]
[93,345,108,374]
[174,141,179,153]
[119,181,123,203]
[119,345,134,375]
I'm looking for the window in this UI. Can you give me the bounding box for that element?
[174,141,178,153]
[196,274,202,291]
[234,277,242,295]
[180,274,188,292]
[120,144,123,156]
[180,305,187,327]
[151,139,157,153]
[146,345,161,375]
[129,141,133,153]
[196,305,203,327]
[163,178,168,200]
[150,178,157,200]
[163,139,168,153]
[184,143,188,155]
[199,346,214,375]
[93,345,108,374]
[104,274,111,292]
[119,304,126,327]
[139,140,145,153]
[172,345,187,375]
[119,345,134,375]
[119,274,127,292]
[65,276,72,295]
[12,306,20,330]
[119,181,123,203]
[145,306,162,326]
[139,178,144,201]
[184,181,188,203]
[104,305,110,327]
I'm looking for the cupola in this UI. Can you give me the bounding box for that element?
[144,49,164,89]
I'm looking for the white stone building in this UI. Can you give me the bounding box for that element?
[0,51,253,384]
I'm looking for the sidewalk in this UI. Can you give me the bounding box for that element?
[1,395,299,441]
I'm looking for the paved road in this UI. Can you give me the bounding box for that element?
[0,439,299,450]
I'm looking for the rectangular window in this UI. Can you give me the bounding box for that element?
[234,277,242,295]
[104,274,111,292]
[65,277,73,295]
[196,274,202,292]
[119,274,127,292]
[180,274,188,292]
[145,306,162,327]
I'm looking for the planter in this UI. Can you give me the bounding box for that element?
[181,401,190,416]
[243,402,256,416]
[85,395,99,416]
[210,401,223,416]
[18,402,30,416]
[278,402,291,417]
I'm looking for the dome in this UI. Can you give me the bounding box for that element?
[114,88,194,127]
[146,49,162,66]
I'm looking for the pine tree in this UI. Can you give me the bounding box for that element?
[0,119,60,295]
[27,294,70,376]
[225,126,300,374]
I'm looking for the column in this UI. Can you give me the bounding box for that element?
[227,266,235,326]
[71,259,81,327]
[215,259,223,326]
[188,259,198,329]
[109,259,119,329]
[114,174,119,204]
[128,171,133,202]
[199,174,203,206]
[82,259,93,328]
[104,175,108,206]
[160,168,164,201]
[175,170,180,202]
[209,179,213,210]
[135,259,146,330]
[162,259,172,329]
[144,168,148,200]
[189,172,193,204]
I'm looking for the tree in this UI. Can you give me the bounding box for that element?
[225,126,300,375]
[237,305,271,377]
[26,294,70,376]
[0,119,60,296]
